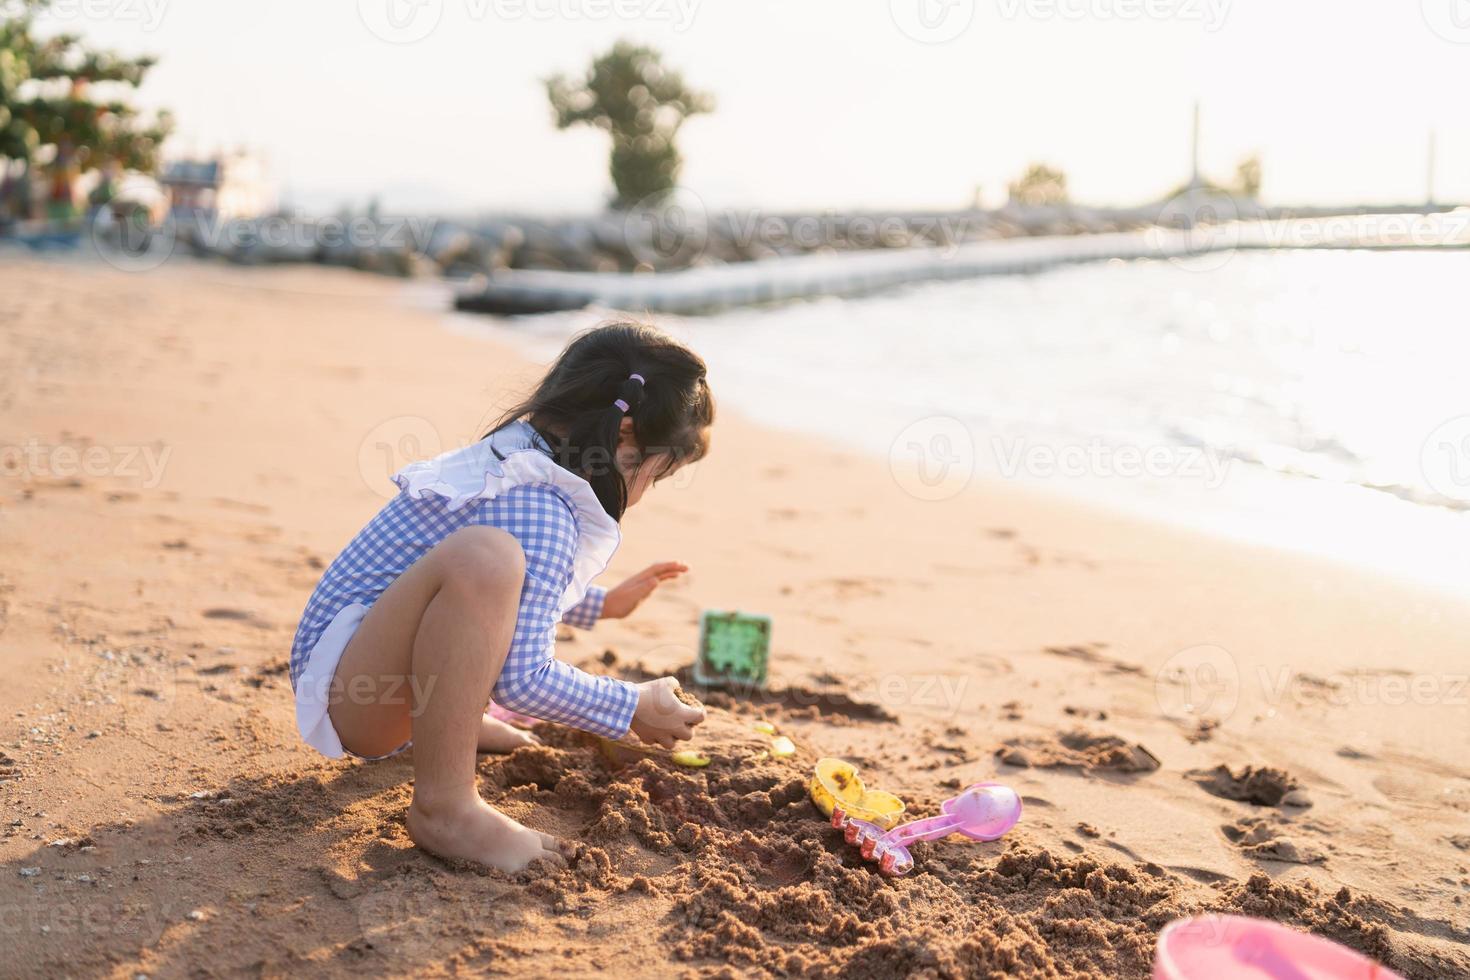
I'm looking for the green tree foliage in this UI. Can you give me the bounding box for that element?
[546,40,712,210]
[1007,162,1069,207]
[1,0,171,216]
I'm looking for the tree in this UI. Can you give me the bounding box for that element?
[1007,163,1069,207]
[1233,153,1262,199]
[546,40,712,210]
[1,0,171,219]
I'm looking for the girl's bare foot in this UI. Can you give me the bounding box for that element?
[406,796,562,872]
[478,713,540,753]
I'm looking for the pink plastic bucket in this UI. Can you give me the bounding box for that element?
[1154,916,1404,980]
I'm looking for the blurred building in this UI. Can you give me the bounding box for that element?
[160,151,275,219]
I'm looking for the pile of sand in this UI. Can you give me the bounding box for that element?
[163,688,1448,979]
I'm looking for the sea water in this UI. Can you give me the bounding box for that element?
[448,248,1470,592]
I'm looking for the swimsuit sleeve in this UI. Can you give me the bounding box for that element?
[560,585,606,629]
[475,486,638,738]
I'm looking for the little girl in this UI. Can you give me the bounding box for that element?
[290,322,713,871]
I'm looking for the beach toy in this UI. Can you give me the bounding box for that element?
[1154,915,1404,980]
[694,610,772,688]
[833,782,1021,876]
[810,758,907,831]
[749,727,798,763]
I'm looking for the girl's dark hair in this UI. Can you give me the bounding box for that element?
[490,321,715,521]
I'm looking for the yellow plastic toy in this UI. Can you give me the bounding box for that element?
[809,758,907,831]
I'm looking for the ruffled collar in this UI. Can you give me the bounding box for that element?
[391,421,620,612]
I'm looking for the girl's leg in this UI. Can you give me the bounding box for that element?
[327,525,561,871]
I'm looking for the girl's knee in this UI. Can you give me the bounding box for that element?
[435,526,526,595]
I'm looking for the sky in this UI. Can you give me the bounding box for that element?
[37,0,1470,214]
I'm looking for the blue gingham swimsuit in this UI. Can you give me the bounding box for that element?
[289,421,638,755]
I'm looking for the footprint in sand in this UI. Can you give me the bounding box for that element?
[1221,816,1327,865]
[1099,838,1143,861]
[996,730,1160,774]
[1184,718,1219,744]
[211,497,270,514]
[1370,770,1454,806]
[970,654,1014,679]
[201,608,272,629]
[1044,643,1143,675]
[804,577,886,600]
[1188,764,1312,808]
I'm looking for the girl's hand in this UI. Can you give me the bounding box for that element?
[603,561,687,620]
[629,677,706,749]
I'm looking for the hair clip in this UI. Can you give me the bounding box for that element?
[614,373,646,413]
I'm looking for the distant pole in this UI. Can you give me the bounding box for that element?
[1190,100,1201,189]
[1426,129,1437,207]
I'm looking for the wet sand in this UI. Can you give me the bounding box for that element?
[2,258,1467,977]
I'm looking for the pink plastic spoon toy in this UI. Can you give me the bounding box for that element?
[832,781,1022,876]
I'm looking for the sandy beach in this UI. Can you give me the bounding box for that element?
[2,257,1468,978]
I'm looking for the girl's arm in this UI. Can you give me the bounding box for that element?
[561,563,687,628]
[559,585,606,629]
[478,486,638,738]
